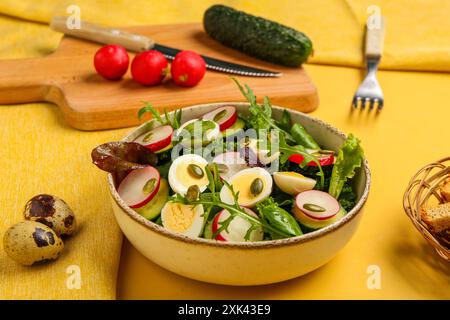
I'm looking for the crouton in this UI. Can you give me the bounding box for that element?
[440,177,450,202]
[421,203,450,245]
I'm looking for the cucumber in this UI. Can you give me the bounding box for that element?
[296,207,346,232]
[222,118,245,138]
[203,5,313,67]
[134,179,169,220]
[156,144,173,165]
[155,143,173,154]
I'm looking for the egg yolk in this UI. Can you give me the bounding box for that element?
[280,172,305,178]
[231,173,265,204]
[163,203,197,232]
[175,161,209,189]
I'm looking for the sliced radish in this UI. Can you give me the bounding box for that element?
[134,125,173,152]
[212,208,263,242]
[212,152,247,180]
[117,166,161,208]
[289,150,335,167]
[202,106,237,131]
[294,190,340,220]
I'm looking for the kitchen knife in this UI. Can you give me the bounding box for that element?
[50,16,282,77]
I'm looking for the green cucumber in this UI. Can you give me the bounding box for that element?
[155,143,173,154]
[134,179,169,220]
[222,118,245,138]
[296,207,346,232]
[203,5,313,67]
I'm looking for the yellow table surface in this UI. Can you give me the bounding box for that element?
[0,0,449,300]
[115,64,450,299]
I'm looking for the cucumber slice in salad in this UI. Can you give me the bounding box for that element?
[134,178,169,220]
[222,118,245,138]
[295,207,346,231]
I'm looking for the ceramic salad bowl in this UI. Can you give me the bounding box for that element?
[107,103,371,286]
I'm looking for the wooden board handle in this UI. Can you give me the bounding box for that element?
[0,58,53,104]
[365,16,385,57]
[50,16,154,52]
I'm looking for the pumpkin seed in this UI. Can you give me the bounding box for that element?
[213,109,227,122]
[216,163,229,174]
[250,178,263,197]
[186,185,200,202]
[207,163,228,175]
[188,164,204,179]
[142,132,153,143]
[303,203,326,212]
[142,178,156,194]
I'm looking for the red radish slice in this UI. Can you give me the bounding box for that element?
[212,152,247,180]
[212,213,227,241]
[202,106,237,131]
[289,151,335,167]
[117,166,161,208]
[294,190,340,220]
[134,125,173,152]
[212,208,263,242]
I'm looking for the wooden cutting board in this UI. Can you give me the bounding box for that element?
[0,23,318,131]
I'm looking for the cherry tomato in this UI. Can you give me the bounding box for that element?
[131,50,169,86]
[289,153,334,167]
[93,45,129,80]
[171,50,206,87]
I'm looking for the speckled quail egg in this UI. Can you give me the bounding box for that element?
[23,194,77,236]
[3,221,64,266]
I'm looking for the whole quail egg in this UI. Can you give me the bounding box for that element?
[3,221,64,266]
[23,194,77,236]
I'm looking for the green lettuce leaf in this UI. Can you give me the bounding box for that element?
[328,134,364,198]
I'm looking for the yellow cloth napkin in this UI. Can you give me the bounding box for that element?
[0,0,449,300]
[0,0,449,71]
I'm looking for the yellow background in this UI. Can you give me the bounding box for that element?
[0,0,449,299]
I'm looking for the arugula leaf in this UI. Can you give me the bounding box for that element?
[262,96,272,118]
[276,109,291,132]
[138,102,163,122]
[328,134,364,198]
[137,102,183,129]
[231,77,294,140]
[278,132,325,188]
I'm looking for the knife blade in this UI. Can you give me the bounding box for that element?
[50,17,282,78]
[153,44,281,77]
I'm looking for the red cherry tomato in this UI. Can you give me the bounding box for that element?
[93,45,129,80]
[131,50,169,86]
[170,50,206,87]
[289,153,334,167]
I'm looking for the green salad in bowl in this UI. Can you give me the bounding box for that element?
[92,79,364,243]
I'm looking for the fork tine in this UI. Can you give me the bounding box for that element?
[362,97,370,110]
[369,99,376,110]
[377,99,384,110]
[352,96,360,108]
[356,96,363,109]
